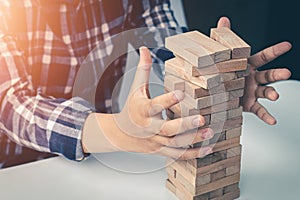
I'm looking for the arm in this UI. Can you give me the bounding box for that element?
[0,7,94,161]
[217,17,292,125]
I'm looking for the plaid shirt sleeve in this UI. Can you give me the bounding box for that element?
[129,0,188,80]
[0,11,94,161]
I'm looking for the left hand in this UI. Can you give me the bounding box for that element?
[217,17,292,125]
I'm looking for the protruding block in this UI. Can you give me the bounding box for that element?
[182,57,248,77]
[165,58,221,89]
[165,31,231,68]
[210,27,251,59]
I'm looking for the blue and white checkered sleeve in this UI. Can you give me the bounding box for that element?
[130,0,188,80]
[0,34,94,161]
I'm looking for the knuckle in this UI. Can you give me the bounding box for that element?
[260,50,269,63]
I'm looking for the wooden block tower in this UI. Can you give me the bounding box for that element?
[164,27,251,200]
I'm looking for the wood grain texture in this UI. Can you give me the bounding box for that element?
[164,74,185,91]
[166,31,231,68]
[169,98,240,120]
[226,126,242,139]
[165,58,221,89]
[211,189,240,200]
[184,76,244,100]
[183,92,229,110]
[195,174,240,195]
[210,27,251,59]
[197,156,241,176]
[183,57,248,77]
[227,145,242,158]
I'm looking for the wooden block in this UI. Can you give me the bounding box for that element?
[209,106,243,125]
[219,72,236,82]
[164,74,185,91]
[183,92,229,110]
[166,166,177,178]
[206,116,243,134]
[168,160,197,183]
[211,189,240,200]
[165,31,231,68]
[227,106,243,119]
[236,64,250,78]
[223,77,245,92]
[171,98,240,118]
[229,89,244,100]
[184,31,231,64]
[211,169,226,182]
[226,126,242,139]
[209,132,226,144]
[199,98,240,116]
[185,78,245,99]
[208,188,224,199]
[195,173,240,195]
[210,111,227,124]
[224,183,239,194]
[173,170,199,194]
[188,76,240,99]
[168,173,197,197]
[197,156,241,176]
[166,179,177,194]
[196,174,212,186]
[182,57,248,77]
[227,145,242,158]
[166,179,193,200]
[188,151,228,169]
[165,58,221,89]
[210,27,251,59]
[212,137,240,153]
[226,164,240,176]
[167,167,212,195]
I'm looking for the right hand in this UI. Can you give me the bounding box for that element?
[94,47,214,160]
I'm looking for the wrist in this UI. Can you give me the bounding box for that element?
[82,112,120,153]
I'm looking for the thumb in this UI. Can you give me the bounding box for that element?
[217,16,231,29]
[131,46,152,95]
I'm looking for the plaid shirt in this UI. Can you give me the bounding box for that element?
[0,0,183,167]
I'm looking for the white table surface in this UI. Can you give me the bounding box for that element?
[0,80,299,200]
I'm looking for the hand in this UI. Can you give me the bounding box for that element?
[83,47,214,160]
[217,17,292,125]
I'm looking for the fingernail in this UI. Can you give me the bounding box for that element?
[173,90,184,101]
[202,128,214,139]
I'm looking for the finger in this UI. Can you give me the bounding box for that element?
[154,128,214,148]
[217,16,231,28]
[148,90,184,116]
[160,115,206,136]
[255,68,291,84]
[159,146,213,160]
[248,42,292,69]
[249,101,277,125]
[131,46,152,96]
[255,86,279,101]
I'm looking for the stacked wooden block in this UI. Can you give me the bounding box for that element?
[164,27,251,200]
